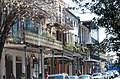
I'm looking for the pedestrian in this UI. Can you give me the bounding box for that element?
[10,73,15,79]
[44,71,48,79]
[77,70,81,76]
[20,73,26,79]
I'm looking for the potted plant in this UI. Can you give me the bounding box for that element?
[65,41,74,50]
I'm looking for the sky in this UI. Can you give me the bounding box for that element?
[64,0,106,43]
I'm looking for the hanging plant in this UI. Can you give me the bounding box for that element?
[7,37,14,43]
[73,44,81,52]
[65,41,74,50]
[41,31,51,38]
[41,31,56,40]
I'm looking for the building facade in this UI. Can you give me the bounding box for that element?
[0,0,82,79]
[0,0,107,79]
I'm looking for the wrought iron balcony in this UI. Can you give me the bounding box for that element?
[55,17,73,30]
[24,32,63,50]
[90,54,99,60]
[7,32,63,50]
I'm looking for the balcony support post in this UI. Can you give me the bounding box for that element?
[52,50,54,74]
[62,52,64,73]
[40,49,43,78]
[24,46,27,79]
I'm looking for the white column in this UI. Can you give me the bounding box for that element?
[0,50,6,79]
[42,55,44,79]
[22,51,26,73]
[13,56,16,78]
[69,62,72,76]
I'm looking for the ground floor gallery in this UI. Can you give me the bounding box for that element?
[0,47,102,79]
[0,48,75,79]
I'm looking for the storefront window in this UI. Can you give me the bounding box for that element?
[33,60,39,79]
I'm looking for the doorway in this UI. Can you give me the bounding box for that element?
[16,63,22,79]
[5,54,13,79]
[16,56,22,79]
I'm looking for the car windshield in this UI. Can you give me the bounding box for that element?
[79,76,89,79]
[92,73,100,76]
[48,75,63,79]
[108,71,112,74]
[70,77,76,79]
[102,73,106,75]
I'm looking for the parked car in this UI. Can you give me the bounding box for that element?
[114,70,119,77]
[79,75,93,79]
[70,76,79,79]
[48,73,70,79]
[101,72,109,79]
[92,73,104,79]
[111,70,119,77]
[107,71,115,78]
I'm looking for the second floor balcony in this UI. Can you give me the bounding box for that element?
[54,17,73,30]
[6,31,63,50]
[24,31,63,50]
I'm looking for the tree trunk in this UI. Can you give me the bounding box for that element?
[0,33,6,62]
[0,18,15,62]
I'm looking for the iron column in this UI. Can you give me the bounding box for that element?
[40,49,43,78]
[24,46,27,79]
[52,50,54,74]
[62,52,64,73]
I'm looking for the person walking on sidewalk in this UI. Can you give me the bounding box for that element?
[44,71,48,79]
[20,73,26,79]
[77,70,81,76]
[10,73,15,79]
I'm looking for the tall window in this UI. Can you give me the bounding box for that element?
[75,35,78,44]
[11,17,24,43]
[24,17,39,34]
[12,22,18,41]
[59,5,61,12]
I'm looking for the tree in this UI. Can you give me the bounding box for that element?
[0,0,26,62]
[90,0,120,52]
[0,0,54,62]
[70,0,120,52]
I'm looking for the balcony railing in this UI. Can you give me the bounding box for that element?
[91,37,99,45]
[65,18,73,27]
[56,17,73,29]
[90,54,99,60]
[25,32,63,50]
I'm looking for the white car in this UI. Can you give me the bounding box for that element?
[48,73,70,79]
[101,72,109,79]
[92,73,104,79]
[114,70,119,77]
[111,70,119,77]
[79,75,93,79]
[107,71,115,78]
